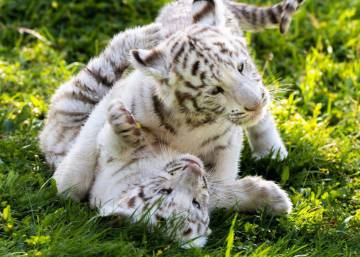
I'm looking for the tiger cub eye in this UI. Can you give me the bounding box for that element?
[192,199,201,209]
[159,188,173,195]
[238,63,245,74]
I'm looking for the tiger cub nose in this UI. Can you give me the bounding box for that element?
[244,91,266,112]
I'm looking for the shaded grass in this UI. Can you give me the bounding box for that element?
[0,0,359,256]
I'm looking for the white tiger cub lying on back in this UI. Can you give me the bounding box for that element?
[91,100,211,248]
[90,99,291,248]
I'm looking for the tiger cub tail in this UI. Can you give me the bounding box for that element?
[226,0,305,33]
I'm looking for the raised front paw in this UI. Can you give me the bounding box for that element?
[280,0,305,33]
[107,100,143,146]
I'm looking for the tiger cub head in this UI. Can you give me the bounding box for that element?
[102,154,210,248]
[130,0,269,127]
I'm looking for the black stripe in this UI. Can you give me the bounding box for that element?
[200,71,206,83]
[267,7,278,24]
[85,67,112,88]
[64,91,98,105]
[251,8,258,26]
[74,79,95,94]
[275,4,283,17]
[191,98,201,112]
[191,61,200,76]
[131,49,146,66]
[170,40,180,53]
[182,53,189,69]
[70,115,89,124]
[193,1,215,23]
[152,95,176,135]
[241,7,251,21]
[184,81,198,90]
[173,42,186,62]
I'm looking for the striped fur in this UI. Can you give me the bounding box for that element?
[225,0,305,33]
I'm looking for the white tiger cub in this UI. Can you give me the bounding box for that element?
[52,0,294,216]
[90,99,291,248]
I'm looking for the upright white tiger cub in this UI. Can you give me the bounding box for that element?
[40,0,305,169]
[90,99,291,248]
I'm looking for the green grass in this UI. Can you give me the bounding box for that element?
[0,0,359,256]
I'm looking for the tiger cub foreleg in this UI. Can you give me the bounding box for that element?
[53,98,148,201]
[100,99,148,160]
[40,23,163,168]
[245,110,288,160]
[209,176,292,215]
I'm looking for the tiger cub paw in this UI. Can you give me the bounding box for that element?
[107,100,143,146]
[263,181,293,215]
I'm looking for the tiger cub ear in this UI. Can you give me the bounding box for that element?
[130,49,169,79]
[191,0,225,27]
